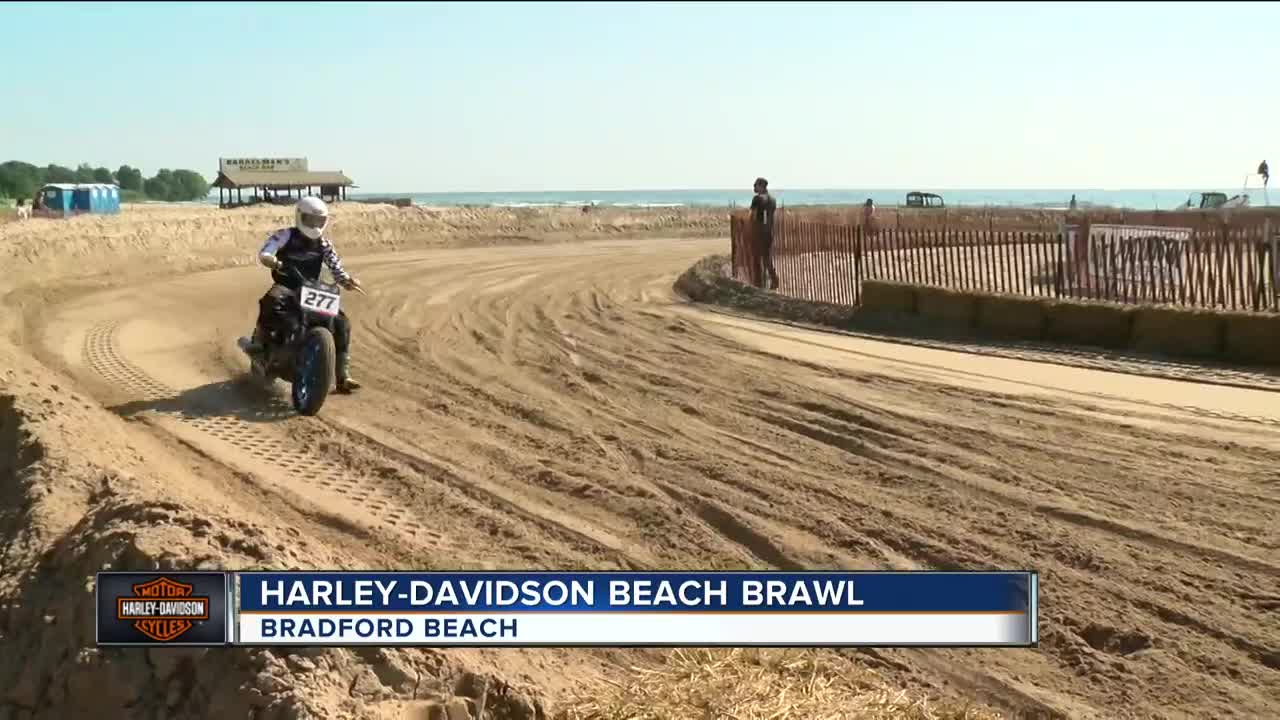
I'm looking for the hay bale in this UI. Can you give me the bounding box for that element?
[1043,300,1135,349]
[976,294,1047,340]
[860,281,916,314]
[915,286,977,329]
[557,648,1004,720]
[1131,306,1224,359]
[1221,312,1280,366]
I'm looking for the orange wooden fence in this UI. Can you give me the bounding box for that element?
[730,212,1280,312]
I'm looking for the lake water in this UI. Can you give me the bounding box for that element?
[347,188,1275,210]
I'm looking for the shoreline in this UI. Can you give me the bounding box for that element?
[163,187,1277,213]
[139,197,1277,215]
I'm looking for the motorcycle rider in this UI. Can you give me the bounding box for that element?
[245,196,363,392]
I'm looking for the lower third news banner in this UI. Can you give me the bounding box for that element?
[233,571,1038,647]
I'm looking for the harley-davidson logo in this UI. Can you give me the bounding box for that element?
[115,577,211,643]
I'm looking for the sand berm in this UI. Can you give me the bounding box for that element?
[0,203,1008,720]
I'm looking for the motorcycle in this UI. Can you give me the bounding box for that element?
[236,268,362,416]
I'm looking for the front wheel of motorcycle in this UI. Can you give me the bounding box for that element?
[291,326,336,416]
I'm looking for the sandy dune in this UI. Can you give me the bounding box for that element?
[2,205,1278,719]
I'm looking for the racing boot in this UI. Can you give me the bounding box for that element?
[336,352,361,393]
[243,323,270,354]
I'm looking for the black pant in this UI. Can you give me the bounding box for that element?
[754,228,779,289]
[257,284,351,354]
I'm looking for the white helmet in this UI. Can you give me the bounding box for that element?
[295,196,330,240]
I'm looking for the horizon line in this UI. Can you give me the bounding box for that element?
[355,187,1236,195]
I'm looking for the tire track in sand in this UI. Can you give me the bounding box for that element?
[315,413,660,571]
[82,320,433,542]
[45,239,1280,718]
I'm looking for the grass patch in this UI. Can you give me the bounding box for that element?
[557,649,1001,720]
[675,255,858,327]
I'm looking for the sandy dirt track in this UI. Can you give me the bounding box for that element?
[15,232,1277,719]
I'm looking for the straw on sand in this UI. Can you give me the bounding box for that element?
[555,649,1003,720]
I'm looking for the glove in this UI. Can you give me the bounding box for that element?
[259,253,281,270]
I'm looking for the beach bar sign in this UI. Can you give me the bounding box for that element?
[219,158,308,173]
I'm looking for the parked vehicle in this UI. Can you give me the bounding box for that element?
[903,191,945,208]
[1178,191,1249,210]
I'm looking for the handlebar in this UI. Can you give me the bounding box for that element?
[280,264,365,294]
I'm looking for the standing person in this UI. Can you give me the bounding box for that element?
[750,177,779,290]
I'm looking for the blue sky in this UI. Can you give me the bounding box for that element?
[2,1,1276,192]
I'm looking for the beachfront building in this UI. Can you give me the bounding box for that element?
[211,157,355,208]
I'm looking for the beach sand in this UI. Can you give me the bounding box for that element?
[1,202,1276,720]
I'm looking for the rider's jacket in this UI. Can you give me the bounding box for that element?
[259,227,351,290]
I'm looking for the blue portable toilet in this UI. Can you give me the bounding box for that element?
[38,184,76,217]
[104,184,120,213]
[72,186,92,213]
[70,184,121,214]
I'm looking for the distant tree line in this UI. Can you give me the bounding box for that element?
[0,161,210,202]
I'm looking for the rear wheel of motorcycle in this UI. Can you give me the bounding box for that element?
[291,326,336,416]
